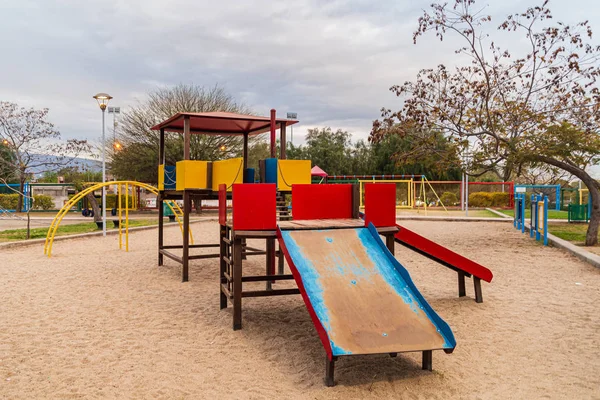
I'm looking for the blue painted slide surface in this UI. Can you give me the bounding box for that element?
[279,224,456,356]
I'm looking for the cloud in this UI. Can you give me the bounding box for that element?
[1,0,599,157]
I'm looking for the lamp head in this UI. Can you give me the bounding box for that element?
[2,139,8,146]
[93,93,113,111]
[219,145,226,152]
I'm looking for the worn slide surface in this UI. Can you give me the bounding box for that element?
[277,224,456,358]
[395,224,493,283]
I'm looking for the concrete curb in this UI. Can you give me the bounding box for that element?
[396,215,510,223]
[486,208,512,219]
[518,223,600,269]
[0,219,216,251]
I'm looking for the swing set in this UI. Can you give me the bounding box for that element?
[357,175,448,214]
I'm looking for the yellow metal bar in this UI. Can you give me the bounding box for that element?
[125,183,129,252]
[359,181,364,208]
[118,184,122,249]
[46,180,194,256]
[424,177,448,213]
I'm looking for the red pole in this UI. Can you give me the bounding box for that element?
[270,109,276,158]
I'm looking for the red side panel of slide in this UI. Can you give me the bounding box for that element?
[395,224,493,283]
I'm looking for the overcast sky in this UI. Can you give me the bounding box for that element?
[1,0,600,175]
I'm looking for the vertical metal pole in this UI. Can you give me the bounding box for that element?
[460,173,464,211]
[544,196,548,246]
[269,109,276,158]
[118,183,122,249]
[533,194,537,241]
[101,108,106,236]
[125,183,129,251]
[521,193,525,233]
[465,173,469,217]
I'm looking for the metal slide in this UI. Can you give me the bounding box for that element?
[394,224,493,283]
[277,223,455,384]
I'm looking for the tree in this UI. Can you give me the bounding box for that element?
[0,143,16,182]
[0,102,90,212]
[111,84,256,182]
[372,0,600,245]
[370,130,462,180]
[288,127,353,175]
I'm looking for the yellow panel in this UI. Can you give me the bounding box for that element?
[176,160,208,191]
[158,164,165,190]
[212,157,243,191]
[277,160,311,191]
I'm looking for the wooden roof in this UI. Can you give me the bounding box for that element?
[150,111,298,135]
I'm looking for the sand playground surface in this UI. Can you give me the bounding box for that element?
[1,220,599,399]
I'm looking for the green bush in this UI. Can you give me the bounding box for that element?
[468,192,510,207]
[440,191,459,206]
[0,194,19,210]
[32,194,55,210]
[106,194,135,209]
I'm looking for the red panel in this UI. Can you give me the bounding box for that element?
[395,224,493,283]
[219,184,227,225]
[292,184,353,220]
[364,183,396,227]
[232,184,276,230]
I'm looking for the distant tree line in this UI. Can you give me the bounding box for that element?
[287,127,462,180]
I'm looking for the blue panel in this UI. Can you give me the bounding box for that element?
[244,168,255,183]
[164,165,176,190]
[264,158,277,184]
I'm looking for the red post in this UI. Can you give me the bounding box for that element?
[270,109,276,158]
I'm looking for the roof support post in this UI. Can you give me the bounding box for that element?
[279,122,286,160]
[270,109,276,158]
[183,115,190,160]
[159,128,165,164]
[243,132,249,171]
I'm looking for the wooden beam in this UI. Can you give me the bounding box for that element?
[220,225,228,309]
[159,249,182,264]
[188,253,221,260]
[243,132,249,171]
[159,128,165,164]
[422,350,433,371]
[233,236,243,330]
[182,190,190,282]
[241,274,294,282]
[158,193,164,266]
[474,277,483,303]
[280,122,286,159]
[162,244,220,249]
[241,288,300,297]
[183,115,190,160]
[458,272,466,297]
[325,357,336,387]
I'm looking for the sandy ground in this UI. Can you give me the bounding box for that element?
[1,220,599,399]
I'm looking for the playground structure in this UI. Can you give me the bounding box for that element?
[143,110,495,386]
[514,184,561,211]
[321,175,515,209]
[220,182,456,385]
[44,181,190,257]
[513,192,548,246]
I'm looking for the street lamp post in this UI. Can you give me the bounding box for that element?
[93,92,113,237]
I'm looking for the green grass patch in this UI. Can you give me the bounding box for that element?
[497,209,569,220]
[0,219,157,241]
[547,223,597,243]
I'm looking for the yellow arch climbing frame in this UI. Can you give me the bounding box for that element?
[44,180,193,257]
